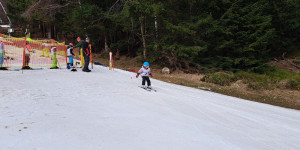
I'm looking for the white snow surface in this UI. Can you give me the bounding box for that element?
[0,65,300,150]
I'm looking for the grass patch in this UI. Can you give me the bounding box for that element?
[202,67,300,90]
[287,79,300,90]
[201,72,237,86]
[235,72,275,90]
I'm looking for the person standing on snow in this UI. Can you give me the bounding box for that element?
[23,41,35,70]
[73,37,85,68]
[136,62,153,89]
[50,43,58,69]
[82,37,91,72]
[67,43,75,69]
[0,41,5,68]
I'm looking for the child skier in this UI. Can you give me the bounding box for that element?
[0,41,4,66]
[67,43,75,69]
[136,62,153,89]
[0,40,5,69]
[68,43,77,71]
[50,43,58,69]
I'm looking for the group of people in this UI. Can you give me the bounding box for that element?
[69,37,91,72]
[1,35,153,87]
[63,36,92,72]
[66,36,154,88]
[22,36,92,72]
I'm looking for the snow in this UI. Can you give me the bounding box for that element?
[0,65,300,150]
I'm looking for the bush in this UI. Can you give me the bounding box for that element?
[201,73,237,86]
[201,67,300,90]
[99,52,110,59]
[235,71,275,90]
[287,79,300,90]
[251,65,276,74]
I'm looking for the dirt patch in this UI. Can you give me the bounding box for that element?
[268,59,300,73]
[230,80,248,90]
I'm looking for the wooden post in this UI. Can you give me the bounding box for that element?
[64,42,68,67]
[22,37,26,68]
[89,44,93,69]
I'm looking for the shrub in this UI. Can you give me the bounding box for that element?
[251,65,276,74]
[201,68,300,90]
[235,72,275,90]
[99,52,110,59]
[287,79,300,90]
[201,73,237,86]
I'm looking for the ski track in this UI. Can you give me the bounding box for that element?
[0,65,300,150]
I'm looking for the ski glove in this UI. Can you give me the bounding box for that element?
[150,73,153,77]
[136,73,139,78]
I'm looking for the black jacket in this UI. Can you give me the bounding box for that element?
[82,42,90,57]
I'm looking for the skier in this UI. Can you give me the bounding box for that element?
[50,43,58,69]
[73,37,84,68]
[0,40,5,68]
[67,43,75,69]
[23,41,35,70]
[136,62,153,89]
[82,37,91,72]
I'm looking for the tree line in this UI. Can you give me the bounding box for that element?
[7,0,300,71]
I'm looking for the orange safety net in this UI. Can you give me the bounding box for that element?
[0,34,67,69]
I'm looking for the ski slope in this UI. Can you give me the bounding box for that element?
[1,66,300,150]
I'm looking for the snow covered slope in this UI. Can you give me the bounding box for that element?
[1,66,300,150]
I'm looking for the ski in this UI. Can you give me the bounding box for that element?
[8,68,21,71]
[29,67,44,70]
[148,87,157,92]
[139,86,151,91]
[0,67,21,71]
[139,86,157,92]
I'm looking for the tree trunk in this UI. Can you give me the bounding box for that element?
[44,22,46,38]
[104,35,109,52]
[51,24,55,39]
[53,25,56,39]
[155,16,158,38]
[48,23,51,39]
[127,31,130,56]
[140,18,146,59]
[41,22,44,38]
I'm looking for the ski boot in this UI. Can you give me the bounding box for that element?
[50,66,59,69]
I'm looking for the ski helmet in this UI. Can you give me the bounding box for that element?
[77,37,81,41]
[86,37,90,40]
[69,43,74,47]
[143,62,150,67]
